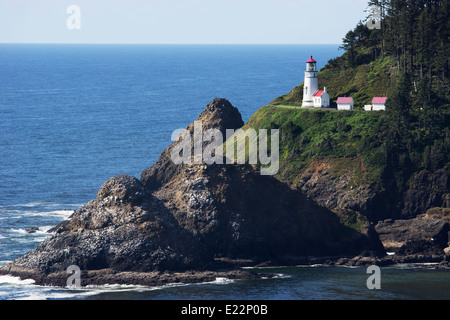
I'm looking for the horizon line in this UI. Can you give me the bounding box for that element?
[0,42,342,46]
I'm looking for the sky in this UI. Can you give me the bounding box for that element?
[0,0,370,44]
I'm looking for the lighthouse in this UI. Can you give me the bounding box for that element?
[301,56,319,108]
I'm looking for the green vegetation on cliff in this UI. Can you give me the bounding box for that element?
[246,0,449,221]
[247,105,449,187]
[247,107,384,185]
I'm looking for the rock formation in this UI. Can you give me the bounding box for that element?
[0,98,384,286]
[375,208,450,257]
[1,98,447,287]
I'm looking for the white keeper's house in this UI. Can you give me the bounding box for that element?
[313,87,330,108]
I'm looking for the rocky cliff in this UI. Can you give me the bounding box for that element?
[0,98,386,287]
[244,105,450,267]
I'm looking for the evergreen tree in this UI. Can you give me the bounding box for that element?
[349,0,450,102]
[387,72,413,139]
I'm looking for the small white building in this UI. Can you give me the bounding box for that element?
[364,97,388,111]
[313,87,330,108]
[336,97,354,111]
[372,97,387,111]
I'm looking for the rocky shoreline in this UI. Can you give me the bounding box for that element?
[0,98,448,288]
[0,264,263,287]
[2,255,448,289]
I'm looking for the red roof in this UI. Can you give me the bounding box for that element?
[372,97,387,104]
[306,55,317,63]
[314,91,325,97]
[337,97,353,104]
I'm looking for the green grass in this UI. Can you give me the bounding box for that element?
[245,106,386,186]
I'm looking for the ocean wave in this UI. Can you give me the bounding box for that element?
[0,260,12,266]
[9,228,30,235]
[13,290,100,301]
[9,202,50,208]
[272,273,291,279]
[335,265,360,269]
[83,277,234,294]
[208,277,236,285]
[84,283,168,293]
[0,275,137,300]
[22,210,74,219]
[389,263,441,270]
[10,226,54,235]
[0,287,101,300]
[3,202,82,210]
[0,275,35,285]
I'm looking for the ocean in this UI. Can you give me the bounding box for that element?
[0,44,449,300]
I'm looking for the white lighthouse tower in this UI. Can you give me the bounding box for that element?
[302,55,319,108]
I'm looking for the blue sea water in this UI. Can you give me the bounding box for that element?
[0,44,449,300]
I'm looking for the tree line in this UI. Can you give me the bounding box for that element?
[337,0,449,209]
[341,0,449,100]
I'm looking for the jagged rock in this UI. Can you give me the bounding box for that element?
[375,209,450,257]
[97,175,148,205]
[294,158,449,224]
[0,171,213,285]
[0,266,262,288]
[154,162,380,263]
[141,98,244,192]
[26,227,39,234]
[1,184,209,278]
[295,158,387,222]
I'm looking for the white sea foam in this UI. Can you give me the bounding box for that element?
[84,283,163,293]
[10,202,48,208]
[14,290,100,300]
[336,265,360,269]
[0,273,243,300]
[0,275,35,285]
[392,262,440,269]
[242,265,290,270]
[273,273,291,279]
[0,261,11,267]
[81,278,235,296]
[9,226,54,242]
[6,202,82,210]
[5,287,102,300]
[0,276,107,300]
[10,227,51,235]
[22,210,75,219]
[10,228,28,235]
[210,277,235,285]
